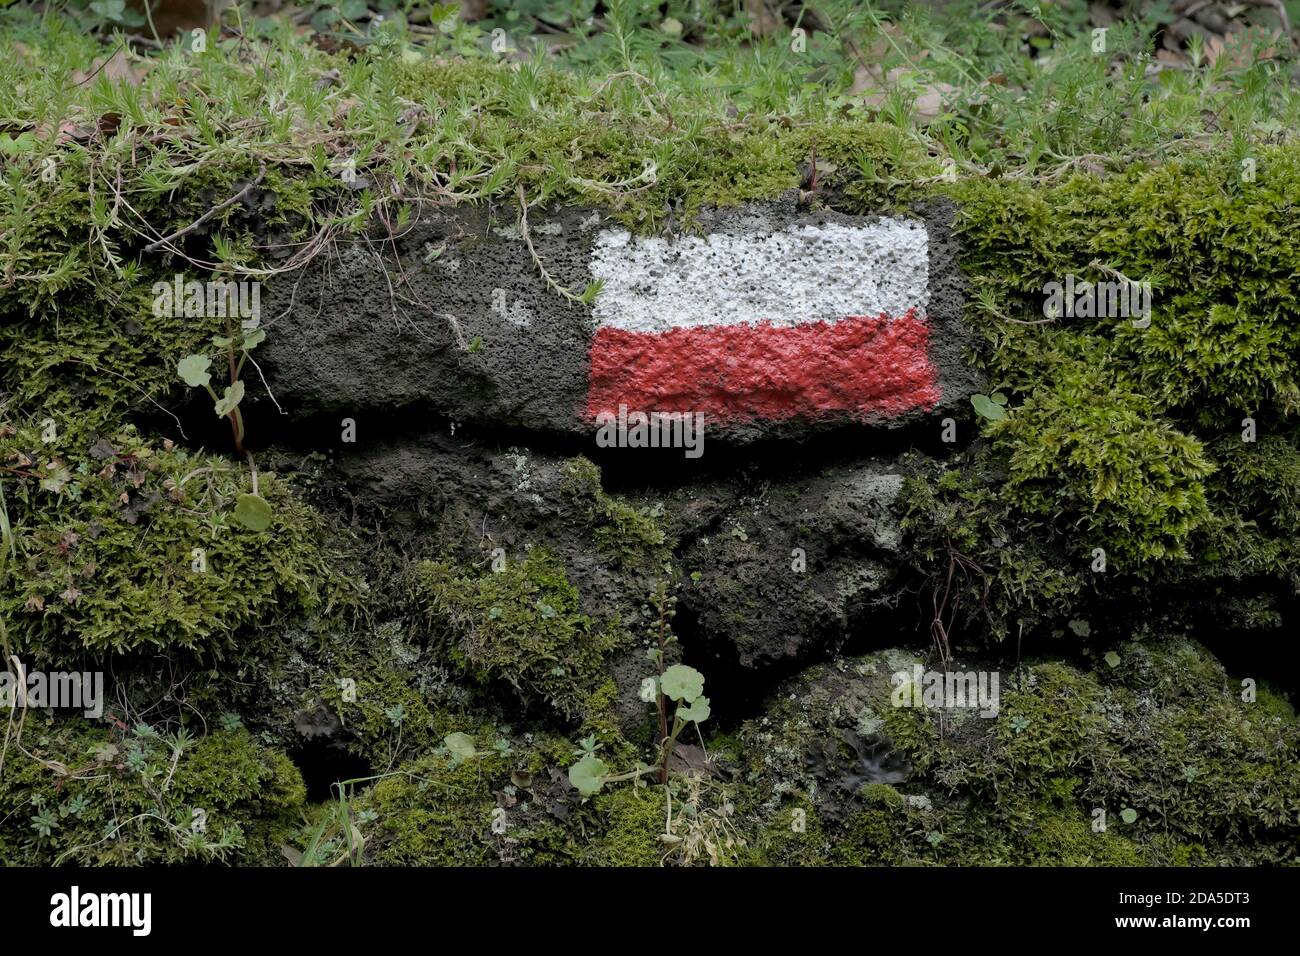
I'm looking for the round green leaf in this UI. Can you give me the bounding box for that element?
[677,695,711,724]
[232,493,272,532]
[568,754,609,797]
[660,664,705,703]
[1120,807,1138,825]
[213,380,245,417]
[241,328,266,351]
[176,354,212,388]
[1104,651,1122,669]
[971,394,1007,421]
[444,732,476,760]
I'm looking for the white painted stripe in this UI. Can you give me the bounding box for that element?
[589,218,929,334]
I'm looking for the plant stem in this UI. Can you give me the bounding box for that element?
[232,406,246,454]
[656,588,669,784]
[222,326,246,457]
[203,381,245,458]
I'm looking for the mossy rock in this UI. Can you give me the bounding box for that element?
[0,715,304,866]
[411,548,622,722]
[339,719,667,866]
[0,417,339,659]
[737,638,1300,865]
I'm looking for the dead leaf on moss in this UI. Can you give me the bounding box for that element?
[1206,26,1286,68]
[71,48,146,88]
[914,82,959,122]
[667,744,718,777]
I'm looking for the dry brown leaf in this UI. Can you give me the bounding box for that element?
[745,0,782,38]
[667,744,718,777]
[914,82,959,122]
[1209,26,1285,68]
[71,48,145,88]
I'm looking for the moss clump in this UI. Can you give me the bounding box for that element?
[348,717,661,866]
[357,738,524,866]
[0,417,334,659]
[991,355,1214,563]
[0,715,304,865]
[581,785,667,867]
[861,783,905,809]
[739,638,1300,865]
[748,795,829,867]
[316,664,440,764]
[933,147,1300,575]
[560,457,671,571]
[900,457,1083,643]
[412,548,620,721]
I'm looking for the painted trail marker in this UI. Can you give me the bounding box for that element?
[258,201,974,440]
[585,217,940,423]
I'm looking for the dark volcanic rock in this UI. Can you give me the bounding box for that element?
[677,461,908,669]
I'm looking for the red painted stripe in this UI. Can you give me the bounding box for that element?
[586,310,940,423]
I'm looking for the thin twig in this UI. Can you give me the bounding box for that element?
[69,42,125,89]
[516,185,589,304]
[144,166,267,254]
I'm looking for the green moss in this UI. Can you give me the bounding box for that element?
[358,743,508,866]
[861,783,905,809]
[0,716,304,865]
[0,417,337,659]
[822,789,1145,866]
[932,147,1300,576]
[749,795,828,867]
[991,351,1214,563]
[347,718,664,866]
[337,712,572,866]
[320,668,439,762]
[412,548,620,721]
[582,785,666,867]
[560,457,670,571]
[899,459,1083,644]
[741,640,1300,866]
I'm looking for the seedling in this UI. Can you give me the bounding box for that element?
[971,391,1009,421]
[566,579,712,797]
[176,322,271,531]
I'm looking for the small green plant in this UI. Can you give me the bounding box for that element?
[177,325,272,532]
[295,784,366,867]
[971,391,1009,421]
[566,579,711,797]
[176,325,265,458]
[30,808,59,838]
[69,0,148,33]
[644,580,711,785]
